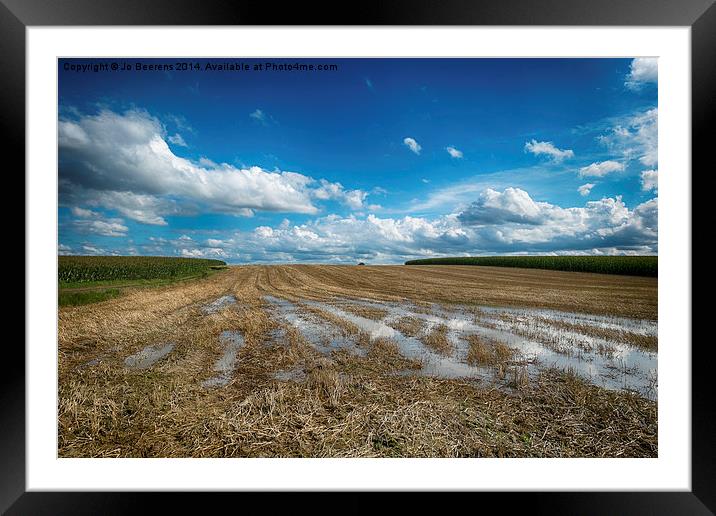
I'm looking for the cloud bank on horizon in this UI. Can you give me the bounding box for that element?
[58,58,658,263]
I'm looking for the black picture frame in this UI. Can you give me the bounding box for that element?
[5,0,712,513]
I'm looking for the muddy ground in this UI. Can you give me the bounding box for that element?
[58,265,657,457]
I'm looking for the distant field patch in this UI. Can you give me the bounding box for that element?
[404,256,657,277]
[59,256,227,284]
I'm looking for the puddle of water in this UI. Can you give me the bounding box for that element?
[475,304,657,337]
[78,345,122,370]
[202,330,245,388]
[308,301,491,381]
[77,357,101,370]
[273,366,307,383]
[264,296,367,357]
[202,295,237,315]
[124,343,175,369]
[325,298,658,399]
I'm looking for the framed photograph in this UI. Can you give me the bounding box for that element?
[7,0,712,512]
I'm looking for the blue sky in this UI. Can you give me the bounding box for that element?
[58,58,658,263]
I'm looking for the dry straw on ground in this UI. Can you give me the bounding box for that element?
[59,265,657,458]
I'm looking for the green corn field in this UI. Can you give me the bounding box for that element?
[404,255,657,277]
[58,256,227,284]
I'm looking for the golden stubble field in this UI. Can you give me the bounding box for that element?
[58,265,658,458]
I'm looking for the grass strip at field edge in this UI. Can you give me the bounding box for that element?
[58,268,228,307]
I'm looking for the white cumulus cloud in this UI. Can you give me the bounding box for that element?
[70,206,128,237]
[579,160,625,177]
[578,183,596,196]
[137,187,657,263]
[181,247,227,258]
[598,108,657,168]
[249,108,274,125]
[457,187,656,252]
[167,133,187,147]
[312,179,368,210]
[457,187,543,225]
[524,140,574,162]
[72,218,128,237]
[446,146,463,159]
[71,206,100,218]
[403,137,421,155]
[625,58,658,90]
[58,109,376,227]
[641,169,658,192]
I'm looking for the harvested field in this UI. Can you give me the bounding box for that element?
[59,265,657,458]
